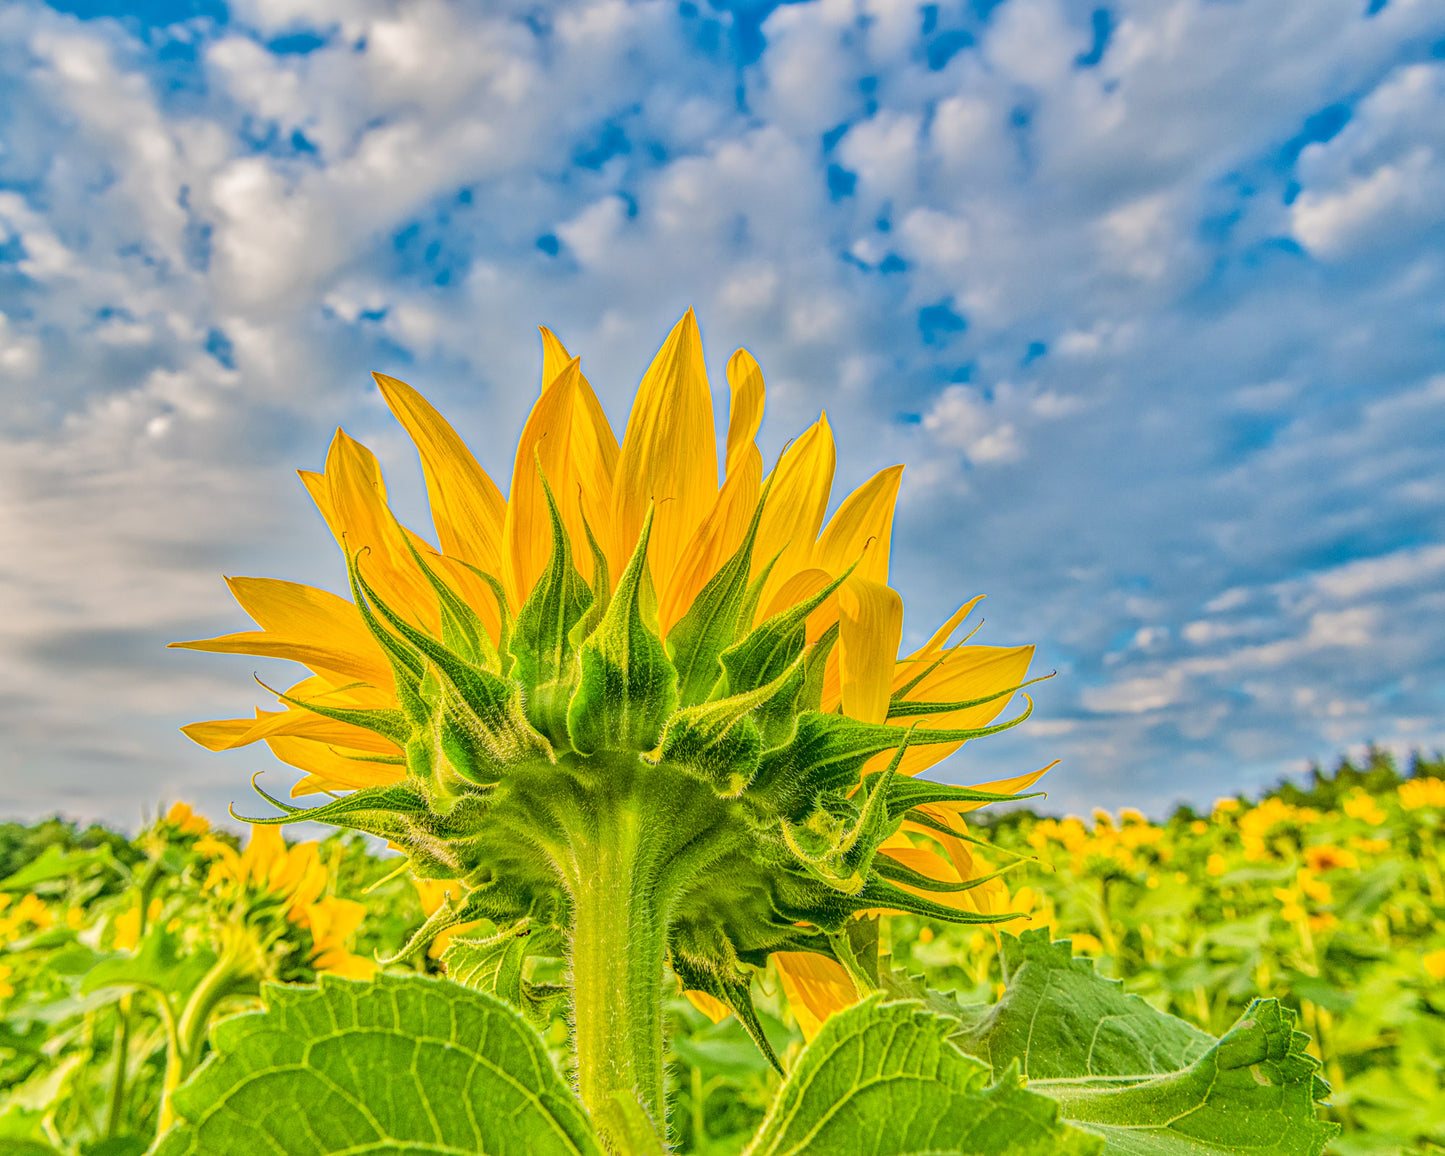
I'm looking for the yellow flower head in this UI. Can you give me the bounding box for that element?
[1303,844,1358,873]
[174,313,1049,1054]
[1399,777,1445,811]
[163,801,210,836]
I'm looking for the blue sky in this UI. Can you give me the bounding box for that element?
[0,0,1442,828]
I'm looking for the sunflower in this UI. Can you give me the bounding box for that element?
[175,310,1049,1132]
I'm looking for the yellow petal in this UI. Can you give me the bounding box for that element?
[814,464,904,586]
[684,990,732,1024]
[311,429,440,633]
[223,576,390,686]
[239,825,286,890]
[909,596,986,662]
[753,414,835,613]
[658,449,761,636]
[373,372,507,578]
[539,326,574,394]
[725,349,766,477]
[168,632,385,687]
[504,355,619,606]
[230,706,399,756]
[774,952,858,1043]
[265,734,405,794]
[180,717,256,752]
[612,310,719,611]
[888,644,1035,777]
[836,576,903,724]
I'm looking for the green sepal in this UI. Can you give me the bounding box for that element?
[236,775,498,880]
[567,508,679,755]
[452,559,515,678]
[397,529,503,673]
[576,511,611,640]
[755,624,840,751]
[232,776,432,827]
[754,698,1036,816]
[376,879,539,966]
[342,548,428,720]
[886,672,1054,719]
[718,563,854,700]
[670,945,783,1075]
[852,874,1029,925]
[781,731,912,894]
[351,561,552,779]
[732,548,783,652]
[264,688,409,747]
[666,489,767,708]
[417,656,552,772]
[880,775,1045,821]
[442,919,566,1026]
[872,853,1016,894]
[509,469,593,746]
[654,653,805,795]
[896,805,1030,858]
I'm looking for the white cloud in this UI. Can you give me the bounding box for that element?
[922,385,1022,464]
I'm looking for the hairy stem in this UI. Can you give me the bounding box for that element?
[567,785,671,1142]
[553,756,730,1151]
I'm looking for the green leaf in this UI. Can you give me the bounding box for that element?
[742,994,1100,1156]
[441,920,566,1025]
[567,508,678,755]
[153,973,604,1156]
[953,931,1340,1156]
[0,844,110,891]
[81,926,216,1003]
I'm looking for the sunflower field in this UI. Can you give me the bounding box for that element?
[0,747,1439,1156]
[0,319,1431,1155]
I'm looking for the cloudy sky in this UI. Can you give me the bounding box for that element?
[0,0,1442,829]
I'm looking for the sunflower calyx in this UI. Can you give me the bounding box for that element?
[185,316,1050,1105]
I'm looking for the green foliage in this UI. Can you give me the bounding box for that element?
[951,931,1214,1077]
[9,749,1429,1154]
[152,974,603,1156]
[744,995,1099,1156]
[953,932,1337,1156]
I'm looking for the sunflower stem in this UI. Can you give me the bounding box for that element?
[563,761,675,1150]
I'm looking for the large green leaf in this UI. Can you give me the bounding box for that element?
[153,973,603,1156]
[952,931,1340,1156]
[742,994,1100,1156]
